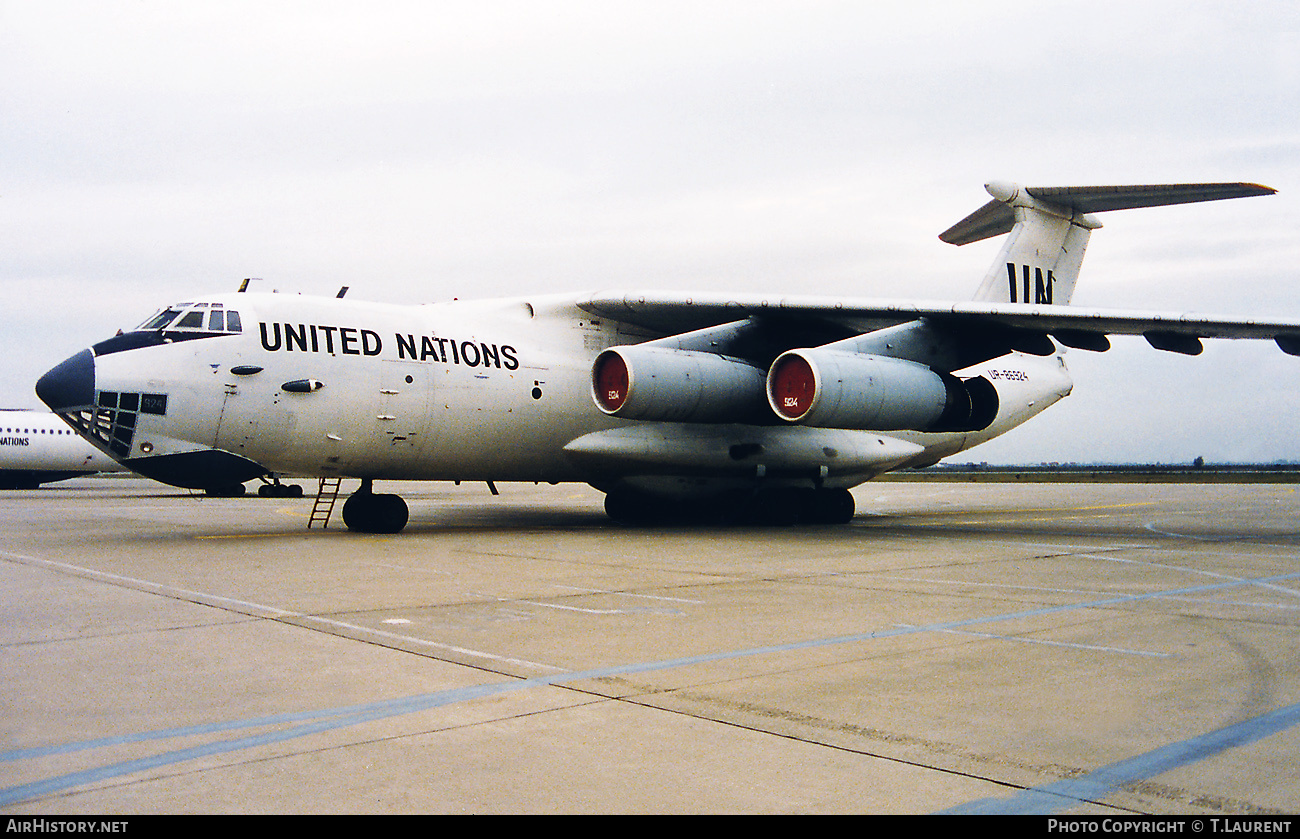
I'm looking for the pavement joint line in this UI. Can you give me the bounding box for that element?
[0,548,565,674]
[940,701,1300,815]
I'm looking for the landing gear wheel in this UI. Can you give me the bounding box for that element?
[604,490,653,525]
[709,491,751,525]
[751,488,855,525]
[809,488,855,524]
[342,491,409,533]
[604,491,693,525]
[603,487,854,527]
[257,480,304,498]
[753,488,804,526]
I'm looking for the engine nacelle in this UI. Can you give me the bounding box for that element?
[766,349,998,432]
[592,346,767,423]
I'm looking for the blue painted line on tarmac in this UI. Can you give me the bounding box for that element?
[0,699,413,763]
[941,701,1300,814]
[5,570,1299,806]
[0,683,521,806]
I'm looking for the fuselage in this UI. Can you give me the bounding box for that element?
[35,291,1073,497]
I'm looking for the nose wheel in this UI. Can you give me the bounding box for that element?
[341,479,409,533]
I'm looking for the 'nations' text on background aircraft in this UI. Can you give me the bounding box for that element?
[0,409,125,489]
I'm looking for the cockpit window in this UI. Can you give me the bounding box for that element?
[140,309,181,330]
[97,302,247,357]
[146,303,242,333]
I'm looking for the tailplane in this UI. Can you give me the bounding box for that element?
[942,181,1276,306]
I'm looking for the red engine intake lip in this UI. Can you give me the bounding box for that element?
[592,350,630,413]
[768,353,817,421]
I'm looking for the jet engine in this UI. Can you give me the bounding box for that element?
[591,346,768,423]
[766,349,998,432]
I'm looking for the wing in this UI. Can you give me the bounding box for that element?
[577,291,1300,357]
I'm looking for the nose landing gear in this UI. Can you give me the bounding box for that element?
[341,479,409,533]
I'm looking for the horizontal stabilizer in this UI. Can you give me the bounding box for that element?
[941,182,1275,246]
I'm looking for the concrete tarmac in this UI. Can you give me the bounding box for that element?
[1,476,1298,814]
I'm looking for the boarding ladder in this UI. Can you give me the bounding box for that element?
[308,477,343,529]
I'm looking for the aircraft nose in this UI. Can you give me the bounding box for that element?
[36,349,96,412]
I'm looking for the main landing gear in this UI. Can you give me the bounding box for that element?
[257,477,304,497]
[341,479,409,534]
[603,487,855,526]
[203,477,304,498]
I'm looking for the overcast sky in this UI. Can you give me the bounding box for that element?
[3,1,1298,464]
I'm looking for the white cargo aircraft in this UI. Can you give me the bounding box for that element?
[0,409,126,488]
[35,181,1295,532]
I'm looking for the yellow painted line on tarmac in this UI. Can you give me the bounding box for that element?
[890,501,1158,518]
[890,501,1163,527]
[193,505,337,539]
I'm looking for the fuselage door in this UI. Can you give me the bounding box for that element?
[366,360,432,476]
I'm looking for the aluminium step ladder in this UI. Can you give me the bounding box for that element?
[308,477,343,529]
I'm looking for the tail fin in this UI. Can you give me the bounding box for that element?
[941,181,1276,306]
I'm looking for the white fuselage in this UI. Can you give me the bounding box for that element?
[0,409,126,486]
[80,291,1072,492]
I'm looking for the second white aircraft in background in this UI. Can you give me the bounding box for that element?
[0,409,126,489]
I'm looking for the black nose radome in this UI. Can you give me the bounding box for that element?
[36,349,96,412]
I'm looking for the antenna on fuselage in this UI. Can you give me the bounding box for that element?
[337,286,349,298]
